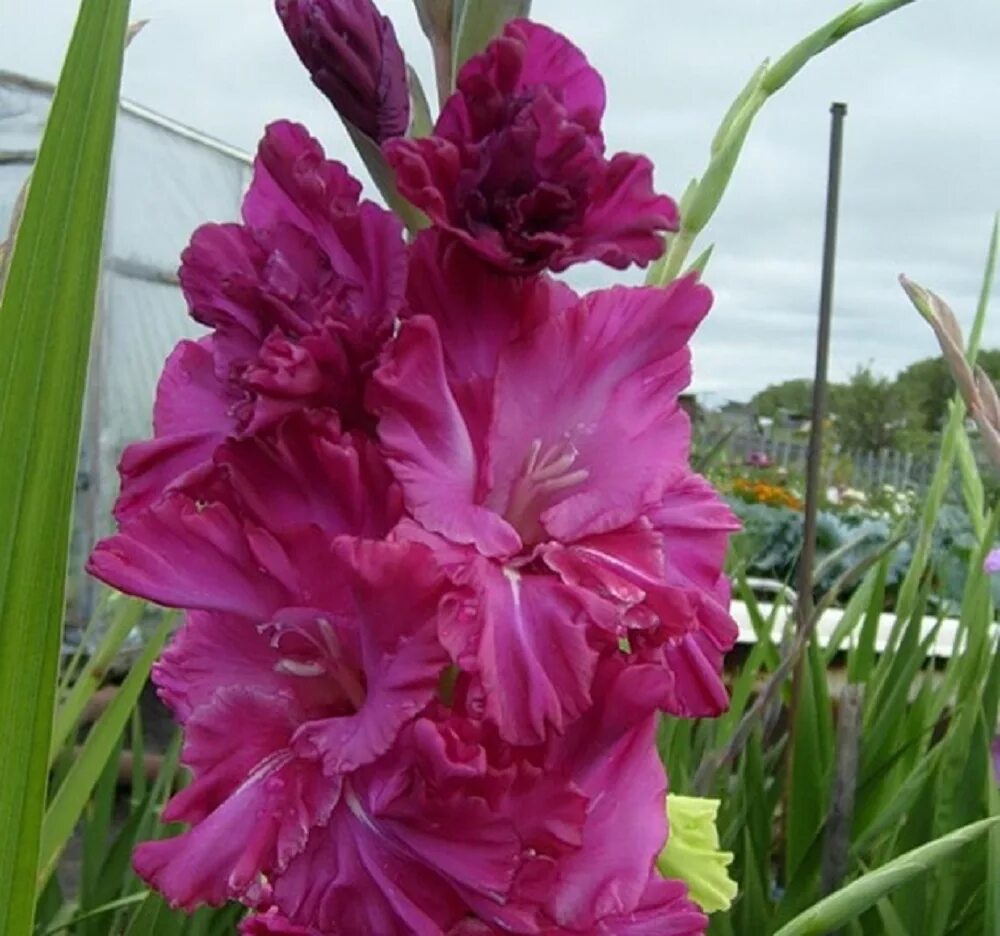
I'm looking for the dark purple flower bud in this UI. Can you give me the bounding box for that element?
[276,0,410,143]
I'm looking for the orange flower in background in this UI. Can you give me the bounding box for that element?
[729,477,803,511]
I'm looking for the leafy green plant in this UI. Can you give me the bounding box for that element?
[0,1,132,930]
[675,218,1000,935]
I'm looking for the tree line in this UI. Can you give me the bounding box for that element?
[748,351,1000,454]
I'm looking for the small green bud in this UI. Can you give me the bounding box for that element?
[657,795,737,914]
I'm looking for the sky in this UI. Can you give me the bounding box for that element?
[1,0,998,401]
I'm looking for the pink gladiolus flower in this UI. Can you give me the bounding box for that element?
[128,538,452,909]
[113,120,405,522]
[88,8,734,926]
[89,345,716,929]
[371,234,738,744]
[384,20,678,274]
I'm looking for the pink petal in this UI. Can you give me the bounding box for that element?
[405,232,577,453]
[371,316,521,557]
[242,120,363,232]
[134,688,338,910]
[153,611,294,723]
[658,623,734,717]
[649,474,740,590]
[443,20,605,139]
[240,909,318,935]
[544,485,738,718]
[152,338,235,438]
[503,20,606,128]
[292,540,451,774]
[386,23,675,275]
[486,277,710,544]
[211,412,402,539]
[407,231,566,388]
[115,433,223,525]
[273,793,469,935]
[88,493,301,617]
[574,152,681,271]
[543,662,673,930]
[984,547,1000,574]
[588,876,707,935]
[439,558,600,744]
[244,121,406,328]
[114,339,236,522]
[179,121,406,431]
[164,686,304,825]
[180,223,271,356]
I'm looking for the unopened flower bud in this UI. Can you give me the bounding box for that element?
[657,795,737,914]
[276,0,409,143]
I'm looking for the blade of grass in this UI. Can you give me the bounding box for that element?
[50,596,145,764]
[773,817,1000,936]
[57,589,112,699]
[37,614,173,889]
[0,0,132,928]
[41,894,149,936]
[78,731,123,924]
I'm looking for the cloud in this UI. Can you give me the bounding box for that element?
[1,0,997,400]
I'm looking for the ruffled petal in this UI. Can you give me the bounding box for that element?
[273,793,470,935]
[114,339,237,522]
[371,315,521,557]
[133,688,338,910]
[439,558,600,744]
[292,540,451,774]
[543,663,672,929]
[571,152,680,271]
[502,20,606,129]
[242,120,363,231]
[240,908,318,935]
[210,411,402,539]
[153,612,292,723]
[88,494,298,618]
[386,22,674,274]
[486,278,709,544]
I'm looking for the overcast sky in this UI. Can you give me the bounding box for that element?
[1,0,998,400]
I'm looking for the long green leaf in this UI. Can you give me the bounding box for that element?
[50,596,145,764]
[649,0,915,284]
[37,614,172,889]
[41,893,149,936]
[0,0,131,930]
[775,817,1000,936]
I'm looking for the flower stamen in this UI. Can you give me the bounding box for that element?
[504,438,589,544]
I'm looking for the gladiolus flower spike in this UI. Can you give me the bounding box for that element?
[89,9,738,933]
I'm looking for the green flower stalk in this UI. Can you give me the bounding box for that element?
[657,795,738,914]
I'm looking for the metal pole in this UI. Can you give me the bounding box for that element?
[783,104,847,873]
[796,102,847,628]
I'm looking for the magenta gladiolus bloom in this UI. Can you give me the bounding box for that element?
[276,0,409,142]
[111,120,406,522]
[88,9,736,931]
[371,233,738,744]
[384,20,679,274]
